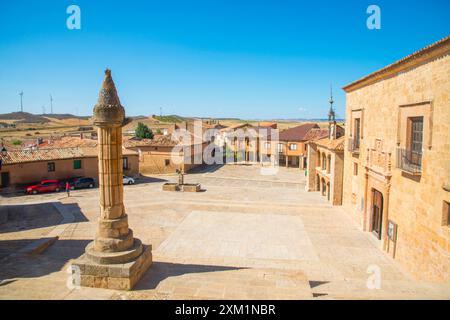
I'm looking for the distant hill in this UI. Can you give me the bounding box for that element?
[152,115,185,123]
[0,112,93,127]
[0,112,50,123]
[39,113,90,120]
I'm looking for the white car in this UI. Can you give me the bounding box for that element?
[123,176,135,185]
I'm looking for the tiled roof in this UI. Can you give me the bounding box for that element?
[304,128,329,141]
[313,136,345,152]
[38,136,98,148]
[2,145,137,165]
[222,122,276,132]
[278,123,319,142]
[123,133,203,148]
[343,35,450,92]
[1,147,95,165]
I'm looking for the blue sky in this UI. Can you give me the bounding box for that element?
[0,0,448,119]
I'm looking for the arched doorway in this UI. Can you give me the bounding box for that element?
[321,178,326,196]
[316,174,320,191]
[371,189,384,240]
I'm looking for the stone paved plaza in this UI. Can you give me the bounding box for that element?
[1,165,449,299]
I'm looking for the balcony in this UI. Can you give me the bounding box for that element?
[348,137,360,153]
[396,148,422,174]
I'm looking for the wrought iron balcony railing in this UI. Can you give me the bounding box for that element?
[347,137,360,153]
[396,147,422,174]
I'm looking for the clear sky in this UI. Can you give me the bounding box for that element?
[0,0,448,119]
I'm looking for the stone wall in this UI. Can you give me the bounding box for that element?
[343,53,450,282]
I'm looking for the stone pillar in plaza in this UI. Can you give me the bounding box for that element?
[72,69,152,290]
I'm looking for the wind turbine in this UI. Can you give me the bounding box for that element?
[19,91,23,112]
[50,94,53,114]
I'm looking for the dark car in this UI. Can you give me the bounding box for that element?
[27,180,62,194]
[69,177,95,190]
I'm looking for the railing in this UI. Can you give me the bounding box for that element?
[348,137,360,153]
[396,148,422,174]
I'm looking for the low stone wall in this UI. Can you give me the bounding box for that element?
[182,183,201,192]
[162,183,180,191]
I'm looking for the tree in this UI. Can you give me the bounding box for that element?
[135,122,154,139]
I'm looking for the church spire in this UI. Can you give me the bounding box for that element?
[328,84,335,123]
[328,84,337,140]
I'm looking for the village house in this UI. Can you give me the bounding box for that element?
[123,133,207,174]
[219,122,277,164]
[342,36,450,282]
[0,146,139,188]
[306,94,345,205]
[273,123,320,169]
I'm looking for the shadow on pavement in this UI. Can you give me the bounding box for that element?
[0,239,90,283]
[134,261,246,291]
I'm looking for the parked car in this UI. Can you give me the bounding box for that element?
[26,180,62,195]
[123,175,135,185]
[69,177,95,190]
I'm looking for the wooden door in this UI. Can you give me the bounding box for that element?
[372,189,383,240]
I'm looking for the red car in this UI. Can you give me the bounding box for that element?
[26,180,62,195]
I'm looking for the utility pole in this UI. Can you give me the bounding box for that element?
[19,91,23,112]
[50,94,53,114]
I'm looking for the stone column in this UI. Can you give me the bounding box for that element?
[72,69,152,290]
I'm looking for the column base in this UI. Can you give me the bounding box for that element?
[71,240,152,290]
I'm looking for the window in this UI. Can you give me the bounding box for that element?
[73,159,82,170]
[277,143,284,153]
[289,144,297,151]
[47,162,55,172]
[123,157,129,170]
[264,142,271,149]
[443,201,450,226]
[164,159,170,166]
[354,163,358,176]
[354,118,361,149]
[408,117,423,165]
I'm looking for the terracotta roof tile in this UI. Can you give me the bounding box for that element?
[278,123,319,142]
[2,145,137,165]
[304,128,329,141]
[313,136,345,151]
[2,147,94,165]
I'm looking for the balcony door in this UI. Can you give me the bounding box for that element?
[371,189,383,240]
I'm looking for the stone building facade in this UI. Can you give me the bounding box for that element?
[306,93,345,205]
[342,36,450,282]
[307,136,345,205]
[275,123,319,169]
